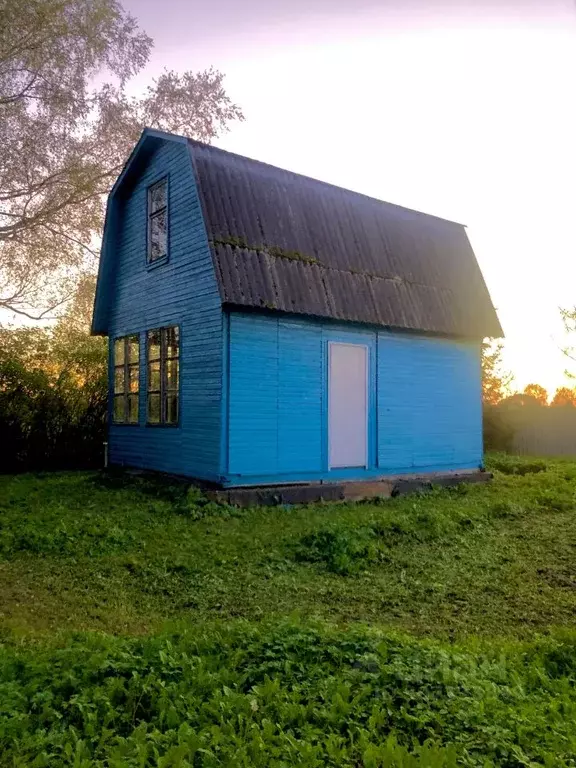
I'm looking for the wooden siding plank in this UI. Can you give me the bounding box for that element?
[377,334,482,471]
[278,321,323,473]
[228,314,278,474]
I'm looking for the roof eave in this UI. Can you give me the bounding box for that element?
[220,301,502,342]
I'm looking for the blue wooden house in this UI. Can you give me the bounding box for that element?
[92,128,502,491]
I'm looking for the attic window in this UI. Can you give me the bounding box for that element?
[147,178,168,263]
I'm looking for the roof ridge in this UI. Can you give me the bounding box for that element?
[187,137,466,228]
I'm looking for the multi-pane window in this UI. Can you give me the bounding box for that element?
[113,335,139,424]
[147,178,168,263]
[147,326,179,425]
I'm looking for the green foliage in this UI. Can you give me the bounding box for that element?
[487,453,548,476]
[1,459,576,763]
[481,341,516,450]
[295,525,379,574]
[560,306,576,378]
[0,359,106,471]
[481,340,512,406]
[0,313,107,471]
[2,620,576,766]
[482,404,515,452]
[293,503,459,575]
[1,455,576,637]
[483,391,576,452]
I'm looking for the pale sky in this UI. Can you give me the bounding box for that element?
[125,0,576,394]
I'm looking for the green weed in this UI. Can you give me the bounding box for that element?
[294,525,379,574]
[1,456,576,763]
[487,453,549,475]
[0,457,576,636]
[1,620,576,766]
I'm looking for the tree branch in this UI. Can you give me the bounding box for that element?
[0,70,40,104]
[0,174,114,239]
[0,290,76,321]
[41,224,100,258]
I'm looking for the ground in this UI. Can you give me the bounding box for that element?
[1,454,576,765]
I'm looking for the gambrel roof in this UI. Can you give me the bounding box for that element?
[93,129,502,339]
[190,140,502,338]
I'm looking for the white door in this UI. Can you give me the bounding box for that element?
[328,342,368,468]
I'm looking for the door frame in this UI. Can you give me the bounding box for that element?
[327,340,370,470]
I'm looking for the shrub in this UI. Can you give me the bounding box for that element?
[487,453,548,476]
[0,316,107,473]
[294,525,378,574]
[0,359,107,472]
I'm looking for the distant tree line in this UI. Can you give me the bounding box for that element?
[482,338,576,453]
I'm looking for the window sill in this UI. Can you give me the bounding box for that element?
[111,421,141,427]
[145,422,180,428]
[146,255,169,271]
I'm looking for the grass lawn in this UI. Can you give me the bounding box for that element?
[1,453,576,765]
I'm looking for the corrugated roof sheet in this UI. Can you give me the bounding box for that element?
[189,139,502,339]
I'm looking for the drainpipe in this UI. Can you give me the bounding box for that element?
[103,442,108,469]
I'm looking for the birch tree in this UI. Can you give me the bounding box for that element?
[0,0,243,319]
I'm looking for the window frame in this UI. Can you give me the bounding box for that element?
[112,334,140,425]
[146,325,180,427]
[146,176,169,266]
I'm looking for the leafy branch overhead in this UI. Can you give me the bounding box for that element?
[0,0,244,320]
[560,306,576,375]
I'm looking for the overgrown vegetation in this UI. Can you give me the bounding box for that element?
[3,621,576,767]
[2,454,576,764]
[0,282,107,471]
[1,455,576,635]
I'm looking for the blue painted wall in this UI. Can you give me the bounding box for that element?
[227,315,324,476]
[107,140,223,481]
[377,335,482,472]
[225,311,482,486]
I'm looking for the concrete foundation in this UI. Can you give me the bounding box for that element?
[208,470,492,507]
